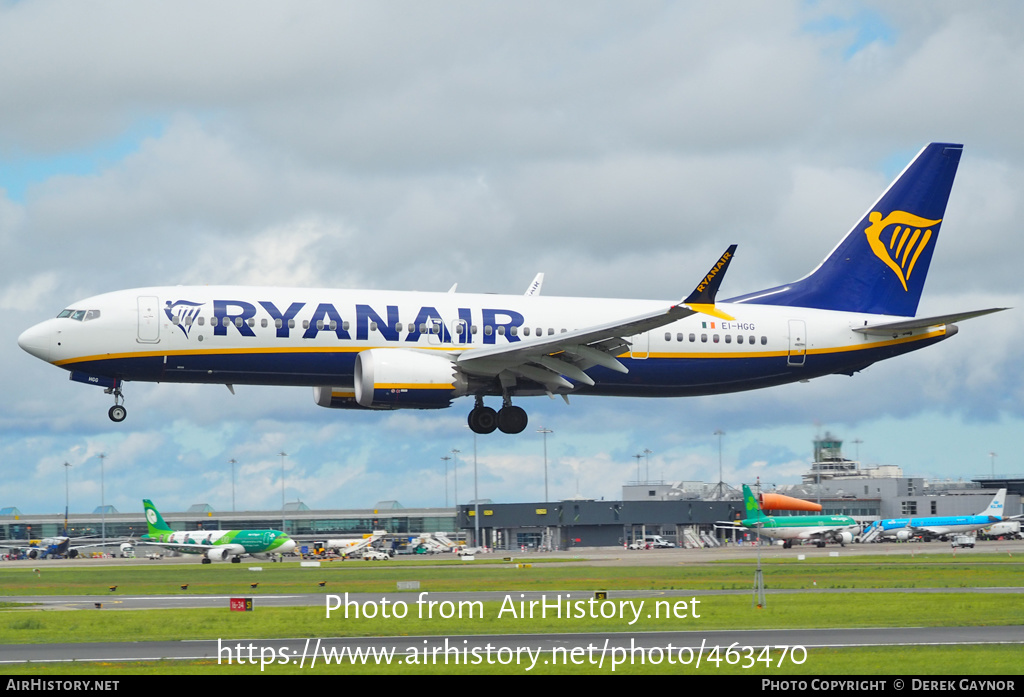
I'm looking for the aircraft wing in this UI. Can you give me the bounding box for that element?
[853,308,1007,336]
[456,247,737,391]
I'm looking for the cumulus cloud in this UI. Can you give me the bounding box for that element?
[3,1,1023,513]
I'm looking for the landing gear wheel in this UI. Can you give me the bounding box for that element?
[108,405,127,423]
[468,406,498,434]
[231,556,241,564]
[201,557,212,564]
[497,405,528,434]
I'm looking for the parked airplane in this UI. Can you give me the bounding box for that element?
[18,143,1004,433]
[862,489,1017,542]
[139,499,296,563]
[981,520,1022,540]
[0,536,80,559]
[728,484,860,548]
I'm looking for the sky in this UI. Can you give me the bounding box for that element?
[2,1,1023,516]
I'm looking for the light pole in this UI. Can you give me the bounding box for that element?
[451,449,460,507]
[990,452,997,479]
[228,458,237,512]
[633,454,642,483]
[713,429,726,499]
[440,456,451,508]
[279,451,287,532]
[537,427,553,501]
[643,448,653,483]
[63,462,72,535]
[96,453,106,552]
[472,431,480,548]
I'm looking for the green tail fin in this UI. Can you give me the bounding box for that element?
[143,499,173,535]
[742,485,765,520]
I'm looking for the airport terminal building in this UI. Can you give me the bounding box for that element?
[3,435,1020,552]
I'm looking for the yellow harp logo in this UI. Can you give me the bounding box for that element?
[864,211,941,291]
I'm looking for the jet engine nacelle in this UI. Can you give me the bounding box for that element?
[354,349,467,409]
[313,386,367,409]
[895,529,912,541]
[205,546,235,562]
[836,531,854,545]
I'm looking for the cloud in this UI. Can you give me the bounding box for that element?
[3,2,1023,514]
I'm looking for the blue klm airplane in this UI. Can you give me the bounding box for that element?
[863,489,1020,541]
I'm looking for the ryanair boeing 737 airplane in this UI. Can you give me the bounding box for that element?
[18,143,1004,433]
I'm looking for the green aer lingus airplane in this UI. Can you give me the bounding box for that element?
[730,485,860,549]
[141,499,296,563]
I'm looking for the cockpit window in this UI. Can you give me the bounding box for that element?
[57,309,101,321]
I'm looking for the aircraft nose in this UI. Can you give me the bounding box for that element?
[17,322,52,362]
[280,538,297,554]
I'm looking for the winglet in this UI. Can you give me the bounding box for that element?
[681,245,737,321]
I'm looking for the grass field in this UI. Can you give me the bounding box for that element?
[2,553,1022,596]
[1,554,1021,675]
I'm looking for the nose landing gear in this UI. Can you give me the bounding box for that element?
[105,383,127,422]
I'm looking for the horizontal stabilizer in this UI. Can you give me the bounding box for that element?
[853,308,1007,335]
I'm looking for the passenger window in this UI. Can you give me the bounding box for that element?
[171,316,180,325]
[510,326,518,336]
[369,322,378,332]
[497,326,506,336]
[261,319,268,328]
[676,333,683,342]
[737,335,744,344]
[343,321,350,331]
[198,317,205,326]
[701,334,707,343]
[713,334,719,343]
[471,325,478,334]
[664,332,671,341]
[523,327,530,336]
[288,319,295,329]
[689,333,695,342]
[724,335,731,344]
[548,328,554,335]
[330,321,338,331]
[760,336,767,345]
[748,335,755,344]
[303,320,310,329]
[484,326,493,336]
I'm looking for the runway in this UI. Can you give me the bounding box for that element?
[3,626,1023,666]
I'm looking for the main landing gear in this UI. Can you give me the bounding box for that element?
[467,396,528,435]
[105,383,127,423]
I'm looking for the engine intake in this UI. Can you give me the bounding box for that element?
[354,349,467,409]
